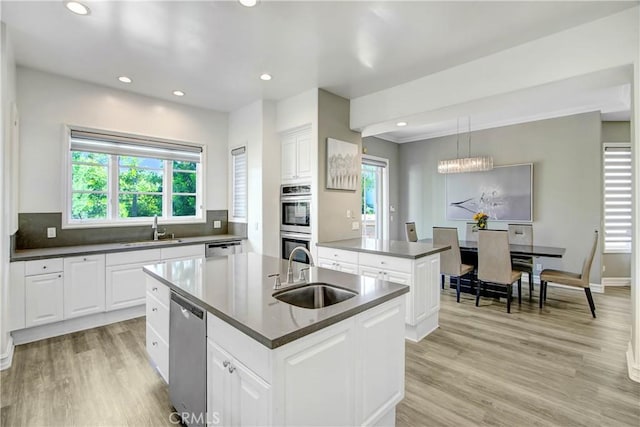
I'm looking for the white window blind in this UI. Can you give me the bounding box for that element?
[231,147,247,219]
[603,143,632,253]
[70,129,202,163]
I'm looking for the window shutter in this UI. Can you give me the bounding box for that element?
[232,147,247,219]
[603,143,632,253]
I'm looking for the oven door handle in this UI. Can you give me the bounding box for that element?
[281,232,312,240]
[281,196,311,202]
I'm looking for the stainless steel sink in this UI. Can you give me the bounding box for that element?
[273,283,357,309]
[122,239,183,247]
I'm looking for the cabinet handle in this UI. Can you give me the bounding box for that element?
[152,341,158,347]
[380,261,385,265]
[228,365,236,374]
[223,360,230,368]
[42,266,47,269]
[152,287,158,291]
[152,307,158,312]
[83,257,87,261]
[58,274,62,278]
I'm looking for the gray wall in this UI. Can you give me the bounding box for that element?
[362,136,400,240]
[602,121,632,278]
[397,112,602,283]
[317,90,362,243]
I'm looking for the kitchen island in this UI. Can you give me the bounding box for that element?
[317,238,450,342]
[143,252,409,427]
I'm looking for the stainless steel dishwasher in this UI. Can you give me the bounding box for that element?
[205,240,242,257]
[169,292,206,427]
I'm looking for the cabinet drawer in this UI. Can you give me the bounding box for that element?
[316,247,358,264]
[25,258,63,275]
[146,292,169,343]
[358,253,412,273]
[146,276,170,307]
[161,244,204,260]
[146,323,169,383]
[106,249,161,266]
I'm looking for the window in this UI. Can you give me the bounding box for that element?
[231,146,247,220]
[361,155,389,240]
[603,143,632,253]
[66,128,204,226]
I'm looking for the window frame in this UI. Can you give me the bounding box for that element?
[62,126,206,228]
[603,142,632,254]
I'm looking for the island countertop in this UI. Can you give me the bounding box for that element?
[317,238,450,259]
[143,252,409,349]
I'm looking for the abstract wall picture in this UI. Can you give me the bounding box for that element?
[326,138,359,191]
[446,163,533,221]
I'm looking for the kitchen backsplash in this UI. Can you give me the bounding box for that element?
[15,211,240,249]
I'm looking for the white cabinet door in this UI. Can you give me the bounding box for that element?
[25,272,64,327]
[9,262,26,331]
[207,339,232,427]
[317,258,337,270]
[232,359,271,427]
[336,261,359,275]
[382,270,411,286]
[106,263,147,311]
[358,265,384,280]
[295,133,311,180]
[281,135,298,181]
[63,254,106,319]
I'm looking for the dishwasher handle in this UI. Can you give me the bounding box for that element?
[170,292,204,320]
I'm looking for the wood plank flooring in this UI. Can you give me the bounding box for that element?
[1,286,638,426]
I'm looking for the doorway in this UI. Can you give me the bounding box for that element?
[361,155,389,240]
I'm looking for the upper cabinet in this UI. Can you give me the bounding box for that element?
[281,127,312,183]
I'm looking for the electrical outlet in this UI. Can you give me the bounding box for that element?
[213,220,222,229]
[536,263,542,271]
[602,265,606,272]
[47,227,56,238]
[346,209,352,218]
[352,221,360,230]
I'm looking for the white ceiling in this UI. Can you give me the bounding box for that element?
[2,0,637,115]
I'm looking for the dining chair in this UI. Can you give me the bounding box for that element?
[433,227,474,302]
[405,222,418,242]
[539,231,598,318]
[466,222,478,242]
[508,223,534,300]
[476,230,522,313]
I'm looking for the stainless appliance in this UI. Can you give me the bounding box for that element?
[281,231,312,264]
[280,183,311,234]
[205,240,242,257]
[169,292,206,427]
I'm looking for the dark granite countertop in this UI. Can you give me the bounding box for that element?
[143,252,409,349]
[317,238,450,259]
[11,234,245,262]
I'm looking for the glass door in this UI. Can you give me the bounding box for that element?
[361,156,388,240]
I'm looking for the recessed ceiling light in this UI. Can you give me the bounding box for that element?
[173,90,185,97]
[238,0,258,7]
[396,121,408,127]
[118,76,132,84]
[260,73,272,81]
[64,1,90,15]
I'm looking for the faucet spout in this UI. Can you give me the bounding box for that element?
[152,215,159,240]
[287,247,315,284]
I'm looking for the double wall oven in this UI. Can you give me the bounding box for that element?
[280,184,311,264]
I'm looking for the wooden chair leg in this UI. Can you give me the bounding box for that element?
[507,284,512,313]
[456,276,461,303]
[584,288,596,318]
[539,280,545,308]
[517,278,522,305]
[529,271,534,301]
[475,280,482,307]
[441,274,445,290]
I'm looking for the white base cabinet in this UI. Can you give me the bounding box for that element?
[145,275,170,383]
[318,246,441,342]
[25,272,64,328]
[206,296,405,427]
[63,254,106,319]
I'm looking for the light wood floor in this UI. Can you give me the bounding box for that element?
[1,286,638,426]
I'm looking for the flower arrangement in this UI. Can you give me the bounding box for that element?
[472,212,488,231]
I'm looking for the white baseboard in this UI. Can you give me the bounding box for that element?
[602,277,631,287]
[0,336,15,371]
[12,305,145,346]
[626,342,640,383]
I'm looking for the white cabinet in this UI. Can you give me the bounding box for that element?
[281,127,311,182]
[25,271,64,328]
[207,339,270,427]
[106,248,161,311]
[63,254,106,319]
[9,262,26,331]
[146,275,170,383]
[317,258,358,275]
[161,244,205,261]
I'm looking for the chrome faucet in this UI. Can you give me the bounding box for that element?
[152,215,166,241]
[286,247,315,284]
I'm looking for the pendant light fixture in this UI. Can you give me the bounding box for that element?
[438,117,493,174]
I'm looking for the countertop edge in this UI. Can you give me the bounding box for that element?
[317,241,450,259]
[143,266,409,350]
[11,235,246,262]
